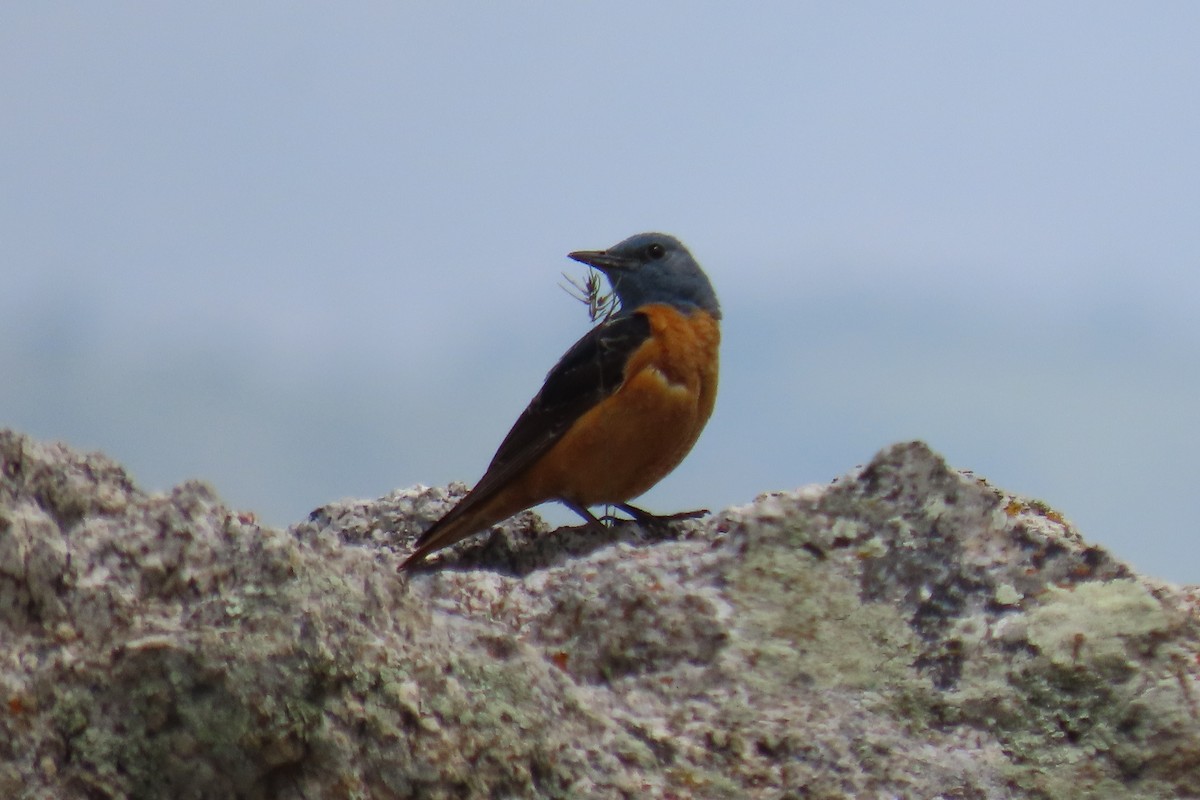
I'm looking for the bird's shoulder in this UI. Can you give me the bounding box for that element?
[632,303,721,339]
[478,311,653,480]
[538,311,653,404]
[619,304,721,385]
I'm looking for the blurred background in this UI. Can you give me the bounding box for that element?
[3,4,1197,582]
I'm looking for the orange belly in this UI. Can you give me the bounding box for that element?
[520,305,720,506]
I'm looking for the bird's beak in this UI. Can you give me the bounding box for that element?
[568,249,634,273]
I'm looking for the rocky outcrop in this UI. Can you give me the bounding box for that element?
[1,429,1197,799]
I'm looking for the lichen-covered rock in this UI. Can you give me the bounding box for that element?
[1,429,1197,799]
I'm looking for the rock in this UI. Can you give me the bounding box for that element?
[1,429,1197,799]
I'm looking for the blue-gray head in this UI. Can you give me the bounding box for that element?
[568,232,721,320]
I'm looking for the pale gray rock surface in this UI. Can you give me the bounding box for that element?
[1,428,1198,799]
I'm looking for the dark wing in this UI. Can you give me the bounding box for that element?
[457,311,651,509]
[404,312,652,561]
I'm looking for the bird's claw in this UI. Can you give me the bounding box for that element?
[613,503,709,527]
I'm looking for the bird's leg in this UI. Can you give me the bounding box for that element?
[560,499,609,532]
[614,503,708,527]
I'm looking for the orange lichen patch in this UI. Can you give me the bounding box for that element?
[1028,499,1066,524]
[1005,497,1068,526]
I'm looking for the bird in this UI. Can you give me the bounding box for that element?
[400,232,720,570]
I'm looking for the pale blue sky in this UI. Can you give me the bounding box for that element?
[3,4,1198,582]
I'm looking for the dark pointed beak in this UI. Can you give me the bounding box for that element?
[567,249,634,272]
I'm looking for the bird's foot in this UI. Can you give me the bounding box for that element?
[563,499,709,530]
[562,499,610,533]
[610,503,709,527]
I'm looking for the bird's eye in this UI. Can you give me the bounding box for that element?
[647,243,666,259]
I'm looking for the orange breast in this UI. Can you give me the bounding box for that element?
[522,305,721,506]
